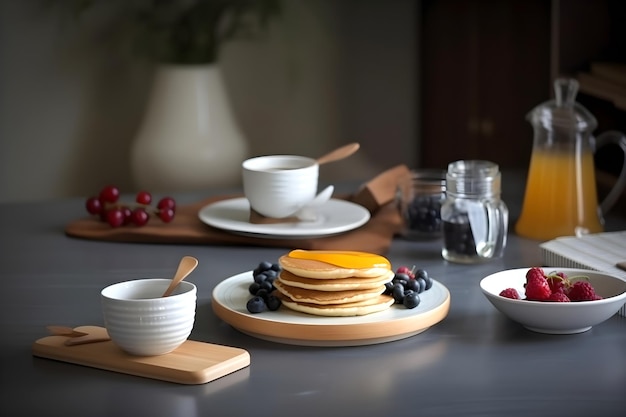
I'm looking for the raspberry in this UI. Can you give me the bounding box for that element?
[525,267,545,283]
[545,272,570,294]
[547,292,571,302]
[567,281,601,301]
[525,274,552,301]
[396,266,415,279]
[499,288,521,299]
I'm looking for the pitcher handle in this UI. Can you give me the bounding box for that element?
[595,131,626,214]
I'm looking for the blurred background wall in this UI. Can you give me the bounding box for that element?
[0,0,418,202]
[3,0,622,206]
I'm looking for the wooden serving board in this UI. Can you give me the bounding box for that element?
[32,326,250,385]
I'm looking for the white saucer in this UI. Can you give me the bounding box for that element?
[198,197,370,239]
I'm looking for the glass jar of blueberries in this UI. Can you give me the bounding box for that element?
[440,160,508,263]
[396,169,446,239]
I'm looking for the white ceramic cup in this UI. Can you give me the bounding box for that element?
[242,155,319,218]
[101,279,197,356]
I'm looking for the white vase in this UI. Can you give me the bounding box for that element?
[131,64,249,193]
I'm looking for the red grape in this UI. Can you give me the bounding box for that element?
[158,208,175,223]
[136,191,152,205]
[121,206,133,225]
[157,197,176,212]
[85,197,102,215]
[131,207,150,226]
[85,186,176,227]
[99,185,120,203]
[106,208,125,227]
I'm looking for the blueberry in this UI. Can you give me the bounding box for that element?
[259,280,274,292]
[405,194,443,234]
[263,269,278,279]
[384,281,394,295]
[248,260,282,314]
[424,275,433,290]
[415,269,428,280]
[253,261,273,277]
[258,261,273,271]
[392,283,405,303]
[405,279,420,292]
[413,269,432,291]
[266,295,282,311]
[248,282,261,295]
[443,217,477,256]
[403,291,421,309]
[392,277,409,287]
[416,277,426,293]
[395,272,411,282]
[246,296,267,313]
[254,272,269,284]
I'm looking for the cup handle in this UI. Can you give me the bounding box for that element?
[489,200,509,258]
[467,200,508,259]
[595,131,626,214]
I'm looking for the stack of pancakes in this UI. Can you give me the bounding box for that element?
[274,251,395,317]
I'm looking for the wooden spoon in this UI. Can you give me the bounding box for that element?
[162,256,199,297]
[316,142,360,165]
[47,325,111,346]
[47,325,88,338]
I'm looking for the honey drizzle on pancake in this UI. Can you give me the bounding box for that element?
[287,250,391,269]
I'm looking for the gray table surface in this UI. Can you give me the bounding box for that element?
[1,173,625,417]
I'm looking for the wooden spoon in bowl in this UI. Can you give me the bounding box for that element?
[316,143,360,165]
[162,256,199,297]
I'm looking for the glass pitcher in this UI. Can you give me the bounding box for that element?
[515,78,626,241]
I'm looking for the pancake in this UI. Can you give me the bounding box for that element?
[274,279,385,305]
[279,254,391,279]
[278,270,394,291]
[277,293,395,317]
[272,250,396,317]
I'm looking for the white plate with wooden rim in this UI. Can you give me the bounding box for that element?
[211,271,451,346]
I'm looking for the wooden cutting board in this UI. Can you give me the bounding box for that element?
[32,326,250,385]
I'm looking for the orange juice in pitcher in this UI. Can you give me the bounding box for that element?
[515,78,626,241]
[515,148,603,240]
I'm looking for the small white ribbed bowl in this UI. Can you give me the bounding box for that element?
[101,279,196,356]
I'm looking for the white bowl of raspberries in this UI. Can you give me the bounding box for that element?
[480,267,626,334]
